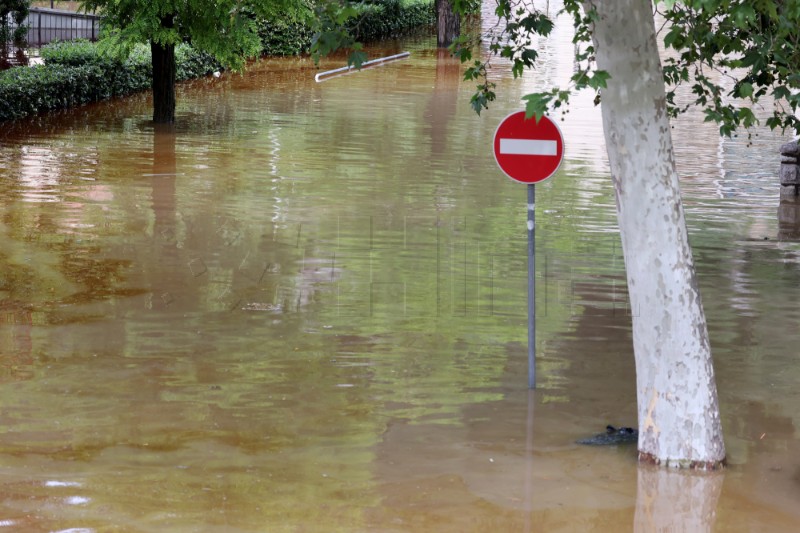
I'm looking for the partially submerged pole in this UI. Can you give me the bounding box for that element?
[315,52,411,83]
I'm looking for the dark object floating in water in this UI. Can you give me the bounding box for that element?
[577,425,638,446]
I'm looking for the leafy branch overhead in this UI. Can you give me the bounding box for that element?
[79,0,310,70]
[450,0,607,118]
[658,0,800,136]
[451,0,800,137]
[308,1,367,69]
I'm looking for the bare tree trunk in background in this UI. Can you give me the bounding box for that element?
[151,15,176,124]
[436,0,460,47]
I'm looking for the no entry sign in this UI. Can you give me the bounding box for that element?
[493,111,564,184]
[492,111,566,389]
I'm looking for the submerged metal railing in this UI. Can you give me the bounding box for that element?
[5,7,101,49]
[314,52,411,82]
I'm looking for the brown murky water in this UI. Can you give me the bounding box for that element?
[2,3,800,532]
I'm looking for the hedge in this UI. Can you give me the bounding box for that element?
[258,0,435,56]
[350,0,435,43]
[40,40,220,83]
[259,19,317,56]
[0,41,221,121]
[0,1,434,122]
[0,64,110,121]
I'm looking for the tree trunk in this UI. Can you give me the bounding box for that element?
[586,0,726,468]
[151,16,176,124]
[435,0,460,48]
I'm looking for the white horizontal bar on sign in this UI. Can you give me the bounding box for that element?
[499,139,558,156]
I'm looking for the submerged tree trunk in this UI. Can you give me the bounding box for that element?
[587,0,726,468]
[435,0,460,47]
[151,16,176,124]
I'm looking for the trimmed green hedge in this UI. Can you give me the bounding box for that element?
[41,40,220,83]
[258,0,435,56]
[351,0,435,43]
[0,41,221,122]
[0,64,108,120]
[259,20,316,56]
[0,1,434,122]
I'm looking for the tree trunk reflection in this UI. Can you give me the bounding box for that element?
[634,466,723,532]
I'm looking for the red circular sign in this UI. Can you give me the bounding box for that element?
[493,111,565,184]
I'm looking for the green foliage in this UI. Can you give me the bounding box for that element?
[175,44,223,80]
[656,0,800,136]
[309,1,366,66]
[1,0,30,51]
[451,0,577,116]
[258,18,316,56]
[42,39,219,82]
[41,40,151,98]
[349,0,435,42]
[1,40,220,122]
[260,0,434,58]
[451,0,800,137]
[0,63,107,121]
[449,0,613,118]
[461,59,495,114]
[77,0,288,71]
[309,0,434,66]
[39,39,100,67]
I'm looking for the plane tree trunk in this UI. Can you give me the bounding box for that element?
[586,0,726,469]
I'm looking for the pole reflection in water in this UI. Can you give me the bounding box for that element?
[524,389,535,533]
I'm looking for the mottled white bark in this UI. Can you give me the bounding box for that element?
[586,0,726,467]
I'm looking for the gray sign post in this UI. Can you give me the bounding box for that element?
[493,111,564,389]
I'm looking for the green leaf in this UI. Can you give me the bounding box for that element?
[587,70,611,90]
[773,86,791,100]
[348,50,367,69]
[522,92,552,121]
[737,82,754,98]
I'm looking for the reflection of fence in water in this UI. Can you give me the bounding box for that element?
[5,7,101,48]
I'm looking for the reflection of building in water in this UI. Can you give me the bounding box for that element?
[714,105,785,201]
[18,146,62,202]
[665,31,788,203]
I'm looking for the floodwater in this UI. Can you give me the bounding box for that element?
[2,3,800,532]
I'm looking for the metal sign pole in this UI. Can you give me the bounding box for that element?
[493,110,562,389]
[528,183,536,389]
